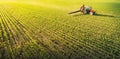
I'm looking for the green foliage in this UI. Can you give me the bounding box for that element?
[0,0,120,59]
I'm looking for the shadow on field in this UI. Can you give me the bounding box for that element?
[73,13,115,18]
[94,14,114,17]
[73,14,86,16]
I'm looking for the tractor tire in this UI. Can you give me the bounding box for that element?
[90,12,95,15]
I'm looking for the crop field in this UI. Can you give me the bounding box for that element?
[0,0,120,59]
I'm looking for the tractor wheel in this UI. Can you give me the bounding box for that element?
[90,12,95,15]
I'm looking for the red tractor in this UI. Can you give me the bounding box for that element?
[69,5,96,15]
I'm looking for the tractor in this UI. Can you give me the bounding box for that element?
[69,5,96,15]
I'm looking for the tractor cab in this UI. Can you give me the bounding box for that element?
[83,6,96,15]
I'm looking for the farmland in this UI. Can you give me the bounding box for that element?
[0,0,120,59]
